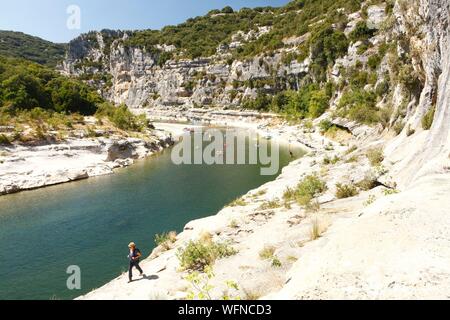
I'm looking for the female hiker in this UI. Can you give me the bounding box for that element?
[127,242,145,283]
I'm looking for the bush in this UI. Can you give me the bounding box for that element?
[368,54,382,70]
[319,119,334,133]
[259,246,282,268]
[323,155,340,165]
[259,246,276,260]
[271,91,290,113]
[356,176,378,191]
[177,240,237,271]
[406,124,415,136]
[421,106,435,130]
[155,231,177,250]
[297,175,327,203]
[398,63,421,93]
[0,56,102,115]
[271,256,282,268]
[1,73,48,110]
[0,134,11,145]
[242,92,271,111]
[377,106,392,128]
[270,85,331,119]
[366,148,384,166]
[393,120,405,135]
[96,103,148,132]
[349,21,375,42]
[228,197,247,207]
[357,43,369,55]
[335,183,359,199]
[349,70,369,88]
[305,199,321,213]
[338,88,379,124]
[308,90,329,118]
[284,174,327,206]
[375,80,390,98]
[48,78,99,115]
[259,200,281,210]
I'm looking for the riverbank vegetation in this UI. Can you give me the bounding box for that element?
[177,234,237,271]
[0,56,152,144]
[242,83,333,120]
[0,56,99,115]
[155,231,178,251]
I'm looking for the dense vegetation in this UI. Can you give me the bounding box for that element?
[243,83,333,120]
[0,56,149,144]
[0,31,66,66]
[0,56,100,115]
[122,0,363,60]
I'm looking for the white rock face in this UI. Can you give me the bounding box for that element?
[344,11,363,35]
[267,174,450,300]
[62,32,311,110]
[0,136,172,196]
[367,4,387,29]
[386,0,450,187]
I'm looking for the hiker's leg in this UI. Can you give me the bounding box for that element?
[135,262,143,275]
[128,261,134,281]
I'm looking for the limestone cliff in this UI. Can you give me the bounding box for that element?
[63,30,310,110]
[62,0,449,189]
[386,0,450,186]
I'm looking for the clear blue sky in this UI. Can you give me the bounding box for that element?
[0,0,291,43]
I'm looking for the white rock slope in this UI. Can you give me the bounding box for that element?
[0,136,172,195]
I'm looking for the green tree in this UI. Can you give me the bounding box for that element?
[349,21,375,42]
[221,6,234,14]
[47,78,98,115]
[309,90,329,118]
[310,27,349,81]
[1,73,49,110]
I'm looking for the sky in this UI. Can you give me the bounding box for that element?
[0,0,291,43]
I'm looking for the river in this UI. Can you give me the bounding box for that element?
[0,128,303,300]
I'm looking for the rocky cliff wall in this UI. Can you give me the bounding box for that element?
[386,0,450,186]
[62,1,449,188]
[63,28,310,110]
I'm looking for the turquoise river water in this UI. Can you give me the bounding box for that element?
[0,128,303,300]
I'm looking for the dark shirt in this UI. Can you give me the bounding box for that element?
[128,248,141,262]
